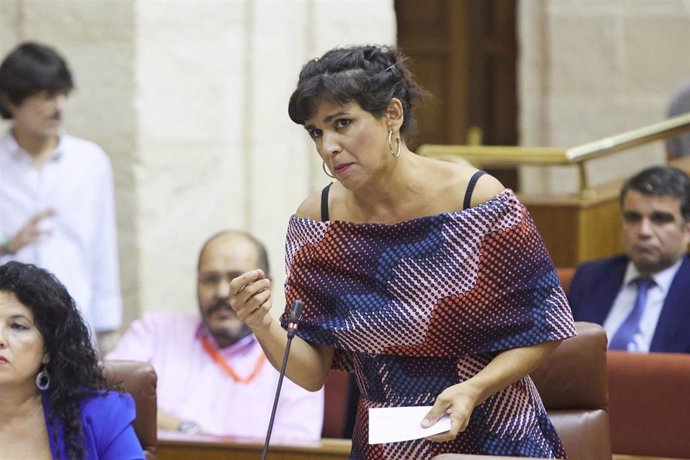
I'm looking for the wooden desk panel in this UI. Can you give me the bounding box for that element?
[435,456,682,460]
[434,455,547,460]
[613,456,686,460]
[522,189,623,268]
[158,433,351,460]
[158,434,683,460]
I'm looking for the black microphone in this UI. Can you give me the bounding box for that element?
[261,299,304,460]
[287,299,304,339]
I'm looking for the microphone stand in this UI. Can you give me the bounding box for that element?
[261,299,304,460]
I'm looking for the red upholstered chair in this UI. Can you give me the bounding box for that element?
[402,323,612,460]
[607,350,690,459]
[434,323,611,460]
[103,360,158,459]
[556,266,575,294]
[529,321,611,460]
[321,369,357,438]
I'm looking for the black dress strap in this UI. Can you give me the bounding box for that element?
[320,183,332,221]
[463,170,486,210]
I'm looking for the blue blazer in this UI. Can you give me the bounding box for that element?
[43,390,145,460]
[568,254,690,353]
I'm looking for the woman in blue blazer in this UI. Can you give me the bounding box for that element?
[0,261,144,459]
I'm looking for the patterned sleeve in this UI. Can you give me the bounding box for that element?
[461,199,576,354]
[280,190,575,361]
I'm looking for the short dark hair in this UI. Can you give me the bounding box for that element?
[288,45,426,140]
[620,166,690,221]
[197,230,270,276]
[0,41,74,119]
[0,261,109,460]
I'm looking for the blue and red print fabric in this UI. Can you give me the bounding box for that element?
[281,189,575,459]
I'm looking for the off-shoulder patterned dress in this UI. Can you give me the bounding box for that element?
[280,184,576,459]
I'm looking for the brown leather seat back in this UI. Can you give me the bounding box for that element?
[103,360,158,459]
[322,369,352,438]
[530,322,611,460]
[607,350,690,458]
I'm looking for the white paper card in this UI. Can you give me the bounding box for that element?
[368,406,451,444]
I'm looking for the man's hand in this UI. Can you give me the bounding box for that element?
[2,209,55,254]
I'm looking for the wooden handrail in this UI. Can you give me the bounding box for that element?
[566,112,690,162]
[418,112,690,166]
[418,112,690,195]
[417,145,568,166]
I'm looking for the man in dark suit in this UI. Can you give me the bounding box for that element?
[569,166,690,353]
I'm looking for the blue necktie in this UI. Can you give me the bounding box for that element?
[609,277,655,351]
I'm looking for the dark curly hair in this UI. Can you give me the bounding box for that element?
[0,261,110,460]
[287,45,426,141]
[0,41,74,119]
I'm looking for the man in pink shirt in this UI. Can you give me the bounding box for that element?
[107,230,324,439]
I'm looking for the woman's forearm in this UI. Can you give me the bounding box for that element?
[465,340,562,404]
[251,319,333,392]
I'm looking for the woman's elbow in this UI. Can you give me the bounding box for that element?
[304,381,325,392]
[293,371,327,392]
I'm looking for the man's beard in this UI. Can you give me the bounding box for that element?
[204,299,252,347]
[207,299,233,316]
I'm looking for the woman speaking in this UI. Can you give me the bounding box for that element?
[230,45,575,459]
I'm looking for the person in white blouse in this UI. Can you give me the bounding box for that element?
[0,42,122,352]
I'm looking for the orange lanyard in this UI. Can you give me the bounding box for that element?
[200,334,267,384]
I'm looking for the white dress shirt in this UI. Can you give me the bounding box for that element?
[603,259,682,352]
[0,131,122,332]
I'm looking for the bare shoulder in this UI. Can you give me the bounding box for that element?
[295,188,324,220]
[470,172,506,207]
[431,159,505,209]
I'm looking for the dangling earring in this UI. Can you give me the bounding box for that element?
[387,130,401,158]
[322,161,335,178]
[36,368,50,391]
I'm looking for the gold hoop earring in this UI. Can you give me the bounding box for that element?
[322,161,335,178]
[387,130,401,158]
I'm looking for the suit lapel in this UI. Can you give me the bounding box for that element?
[651,255,690,353]
[591,257,628,325]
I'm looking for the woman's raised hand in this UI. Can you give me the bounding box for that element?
[229,269,274,331]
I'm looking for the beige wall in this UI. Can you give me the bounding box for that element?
[518,0,690,194]
[0,0,140,320]
[0,0,395,328]
[6,0,689,330]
